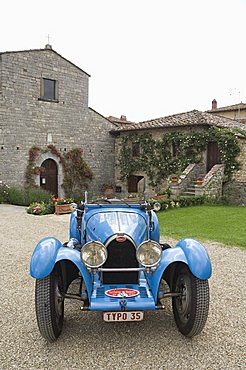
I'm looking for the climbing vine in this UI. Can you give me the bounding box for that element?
[25,145,93,196]
[62,148,93,197]
[118,127,242,186]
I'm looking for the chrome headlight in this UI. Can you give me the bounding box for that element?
[81,241,107,268]
[136,240,162,267]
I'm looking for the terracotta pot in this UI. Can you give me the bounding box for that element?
[55,203,72,215]
[104,188,114,197]
[154,195,168,200]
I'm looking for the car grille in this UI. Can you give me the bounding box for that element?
[102,238,139,284]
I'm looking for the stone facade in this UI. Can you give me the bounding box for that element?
[114,125,211,198]
[113,111,246,204]
[0,47,116,196]
[221,136,246,204]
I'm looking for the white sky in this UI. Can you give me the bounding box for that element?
[1,0,246,122]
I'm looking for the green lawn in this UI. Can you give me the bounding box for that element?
[157,205,246,249]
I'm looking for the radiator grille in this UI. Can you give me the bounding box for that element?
[102,239,139,284]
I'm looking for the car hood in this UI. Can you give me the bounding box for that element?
[84,208,148,246]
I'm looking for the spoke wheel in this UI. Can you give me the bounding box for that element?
[172,265,209,337]
[35,264,65,342]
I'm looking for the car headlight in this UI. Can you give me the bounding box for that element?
[136,240,162,267]
[81,241,107,268]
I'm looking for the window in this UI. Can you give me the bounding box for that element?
[132,142,140,157]
[172,142,181,158]
[40,78,58,102]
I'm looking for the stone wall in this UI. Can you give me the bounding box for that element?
[222,136,246,205]
[0,48,116,196]
[223,181,246,206]
[234,136,246,182]
[195,164,224,197]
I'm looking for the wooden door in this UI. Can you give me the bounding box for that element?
[207,142,221,172]
[40,159,58,197]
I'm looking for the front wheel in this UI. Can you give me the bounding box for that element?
[172,265,209,337]
[35,264,65,342]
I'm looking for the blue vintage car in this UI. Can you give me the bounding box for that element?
[30,195,212,342]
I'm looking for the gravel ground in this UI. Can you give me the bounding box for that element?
[0,204,245,370]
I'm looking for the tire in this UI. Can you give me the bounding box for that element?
[35,264,65,342]
[172,265,209,338]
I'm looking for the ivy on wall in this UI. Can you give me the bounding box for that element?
[118,127,242,186]
[62,148,93,197]
[25,145,93,196]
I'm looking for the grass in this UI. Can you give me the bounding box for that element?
[157,205,246,249]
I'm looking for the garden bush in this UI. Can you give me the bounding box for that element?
[0,181,10,203]
[8,187,52,206]
[149,195,229,211]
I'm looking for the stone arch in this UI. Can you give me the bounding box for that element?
[34,152,64,197]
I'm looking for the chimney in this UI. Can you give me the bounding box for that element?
[212,99,217,110]
[120,115,127,121]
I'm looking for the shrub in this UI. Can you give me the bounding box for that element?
[0,181,10,203]
[8,187,52,206]
[149,195,228,211]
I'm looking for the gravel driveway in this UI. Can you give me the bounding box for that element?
[0,204,245,370]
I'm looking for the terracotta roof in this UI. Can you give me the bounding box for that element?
[111,110,246,133]
[107,116,135,125]
[0,48,91,77]
[207,102,246,113]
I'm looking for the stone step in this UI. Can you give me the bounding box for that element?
[181,191,196,196]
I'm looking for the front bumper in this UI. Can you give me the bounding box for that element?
[90,276,156,311]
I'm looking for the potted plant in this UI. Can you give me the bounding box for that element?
[154,187,171,200]
[127,192,142,201]
[170,175,178,184]
[196,177,204,186]
[54,197,74,215]
[102,183,115,198]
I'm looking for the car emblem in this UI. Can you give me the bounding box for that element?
[105,288,140,298]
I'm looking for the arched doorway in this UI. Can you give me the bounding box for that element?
[40,159,58,197]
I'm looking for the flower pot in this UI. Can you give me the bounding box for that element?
[154,195,168,200]
[55,203,72,215]
[196,180,204,186]
[104,188,114,198]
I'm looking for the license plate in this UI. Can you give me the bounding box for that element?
[103,311,144,322]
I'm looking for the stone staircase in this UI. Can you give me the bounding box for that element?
[170,164,224,198]
[181,174,206,196]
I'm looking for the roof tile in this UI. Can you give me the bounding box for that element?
[111,110,246,133]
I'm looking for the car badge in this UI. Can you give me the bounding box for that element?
[105,288,140,298]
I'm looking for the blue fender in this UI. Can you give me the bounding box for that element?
[148,238,212,302]
[30,237,62,278]
[56,247,93,298]
[30,237,93,299]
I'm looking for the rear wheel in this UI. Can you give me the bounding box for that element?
[172,265,209,337]
[35,264,65,342]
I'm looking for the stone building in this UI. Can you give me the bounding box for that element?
[112,110,246,204]
[0,46,116,196]
[208,99,246,123]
